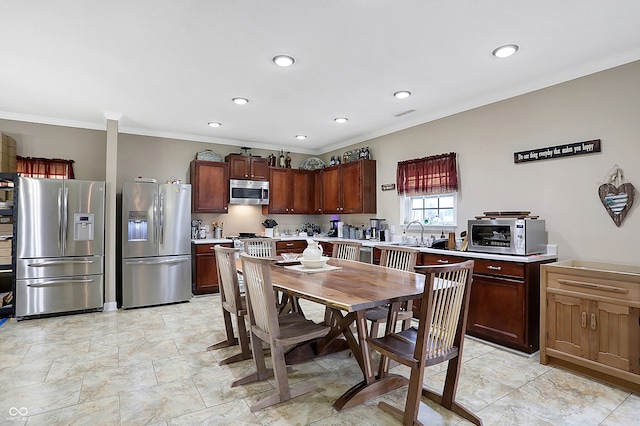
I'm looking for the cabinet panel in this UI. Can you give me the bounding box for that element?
[192,242,232,294]
[546,293,587,358]
[290,170,311,214]
[190,160,228,213]
[226,155,269,180]
[321,166,341,213]
[467,274,527,347]
[266,169,311,214]
[268,168,289,214]
[592,301,632,371]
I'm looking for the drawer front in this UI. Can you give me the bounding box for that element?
[420,253,467,266]
[276,240,306,254]
[195,243,231,254]
[474,259,525,279]
[546,271,638,302]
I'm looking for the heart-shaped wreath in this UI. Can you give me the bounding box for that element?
[598,166,635,227]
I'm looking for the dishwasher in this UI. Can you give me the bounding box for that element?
[359,246,373,264]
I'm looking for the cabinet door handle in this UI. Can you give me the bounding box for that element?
[437,259,449,264]
[591,313,597,330]
[487,265,502,271]
[581,311,587,327]
[209,246,215,250]
[286,243,294,247]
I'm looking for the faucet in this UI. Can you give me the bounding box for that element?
[406,220,425,246]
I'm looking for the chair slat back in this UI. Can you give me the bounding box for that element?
[214,245,242,312]
[379,245,418,271]
[416,260,474,359]
[243,238,277,257]
[332,241,362,261]
[240,253,280,339]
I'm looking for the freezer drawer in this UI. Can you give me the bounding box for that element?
[16,256,104,280]
[121,255,191,308]
[16,274,104,318]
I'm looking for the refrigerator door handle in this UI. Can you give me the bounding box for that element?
[61,185,69,252]
[27,278,95,287]
[159,191,164,244]
[124,259,186,266]
[57,187,64,251]
[153,192,158,244]
[28,260,95,267]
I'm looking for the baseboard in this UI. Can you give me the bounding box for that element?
[103,301,118,312]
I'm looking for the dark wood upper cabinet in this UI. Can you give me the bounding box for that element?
[190,160,228,213]
[266,168,312,214]
[320,159,376,214]
[226,154,269,180]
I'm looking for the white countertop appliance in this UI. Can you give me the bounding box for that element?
[467,218,547,255]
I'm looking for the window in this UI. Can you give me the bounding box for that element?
[397,152,459,227]
[403,193,457,227]
[17,156,75,179]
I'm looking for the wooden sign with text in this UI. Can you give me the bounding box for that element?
[514,139,601,163]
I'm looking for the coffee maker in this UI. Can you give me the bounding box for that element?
[191,219,202,240]
[328,220,339,237]
[369,218,385,241]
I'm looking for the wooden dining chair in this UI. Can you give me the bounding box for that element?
[243,238,277,257]
[233,253,330,412]
[207,246,252,365]
[366,245,419,337]
[331,240,362,261]
[367,260,481,426]
[324,240,363,325]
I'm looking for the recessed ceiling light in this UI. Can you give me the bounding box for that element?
[295,134,307,140]
[273,55,295,67]
[492,44,519,58]
[208,122,222,128]
[394,91,412,99]
[334,117,348,123]
[232,97,249,105]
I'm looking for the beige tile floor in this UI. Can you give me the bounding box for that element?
[0,295,638,425]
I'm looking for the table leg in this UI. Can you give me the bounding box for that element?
[333,304,408,411]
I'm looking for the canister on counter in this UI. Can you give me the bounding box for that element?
[447,232,456,250]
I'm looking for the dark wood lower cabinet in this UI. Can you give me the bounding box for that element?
[192,242,233,295]
[415,251,555,354]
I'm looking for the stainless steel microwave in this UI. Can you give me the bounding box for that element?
[467,218,547,255]
[229,179,269,205]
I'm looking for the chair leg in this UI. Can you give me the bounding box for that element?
[369,320,380,338]
[249,344,316,412]
[217,314,252,365]
[232,332,272,387]
[207,308,238,351]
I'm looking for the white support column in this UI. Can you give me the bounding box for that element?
[103,112,121,311]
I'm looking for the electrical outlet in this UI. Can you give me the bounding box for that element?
[390,225,396,233]
[203,225,210,232]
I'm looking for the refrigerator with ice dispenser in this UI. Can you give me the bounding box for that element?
[120,182,191,308]
[16,177,106,319]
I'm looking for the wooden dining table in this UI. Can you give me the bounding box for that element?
[237,256,426,411]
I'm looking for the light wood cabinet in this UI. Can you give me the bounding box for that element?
[190,160,228,213]
[226,154,269,180]
[320,159,376,214]
[416,251,554,354]
[191,242,233,294]
[541,260,640,391]
[266,168,312,214]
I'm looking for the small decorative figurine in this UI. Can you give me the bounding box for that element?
[285,152,292,168]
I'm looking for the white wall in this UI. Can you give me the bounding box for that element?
[3,60,639,264]
[327,61,640,264]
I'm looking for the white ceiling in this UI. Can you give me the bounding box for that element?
[1,1,640,155]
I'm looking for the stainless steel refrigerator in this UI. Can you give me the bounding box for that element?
[16,177,105,318]
[121,182,191,308]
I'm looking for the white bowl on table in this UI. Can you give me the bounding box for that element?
[299,256,330,269]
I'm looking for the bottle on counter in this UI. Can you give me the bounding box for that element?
[279,150,286,167]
